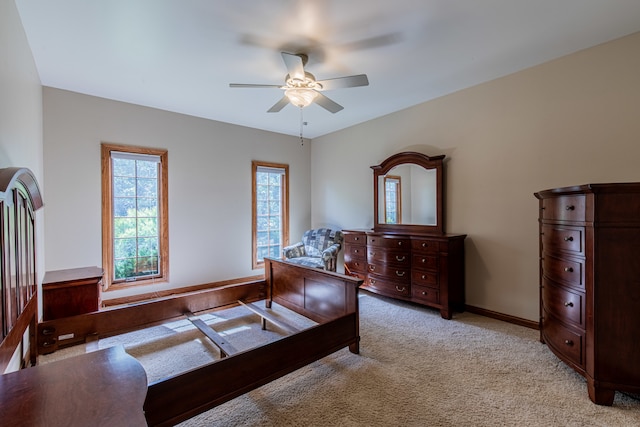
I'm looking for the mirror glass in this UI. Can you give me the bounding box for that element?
[372,152,444,235]
[377,165,437,225]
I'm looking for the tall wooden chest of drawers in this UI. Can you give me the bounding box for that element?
[535,184,640,405]
[343,229,465,319]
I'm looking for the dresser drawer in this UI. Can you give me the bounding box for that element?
[541,225,584,255]
[412,254,438,271]
[412,285,440,304]
[344,244,366,260]
[367,235,410,249]
[343,232,366,245]
[411,270,438,287]
[367,248,410,266]
[411,239,439,254]
[542,279,584,328]
[541,195,586,222]
[541,311,584,368]
[367,263,410,283]
[345,259,367,274]
[542,254,584,289]
[367,277,410,297]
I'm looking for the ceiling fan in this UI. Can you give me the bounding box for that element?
[229,52,369,113]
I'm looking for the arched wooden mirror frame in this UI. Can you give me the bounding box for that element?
[371,152,445,235]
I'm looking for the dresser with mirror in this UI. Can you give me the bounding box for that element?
[343,152,466,319]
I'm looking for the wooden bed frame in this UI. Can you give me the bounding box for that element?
[37,259,362,426]
[0,167,362,426]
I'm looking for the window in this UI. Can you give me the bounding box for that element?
[384,175,401,224]
[252,161,289,269]
[101,143,168,289]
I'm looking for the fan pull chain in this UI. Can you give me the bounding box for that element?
[299,107,304,146]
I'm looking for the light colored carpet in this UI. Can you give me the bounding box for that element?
[40,291,640,426]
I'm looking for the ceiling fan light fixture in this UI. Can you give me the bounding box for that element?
[285,87,318,108]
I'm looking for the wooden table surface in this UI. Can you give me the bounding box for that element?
[0,345,148,426]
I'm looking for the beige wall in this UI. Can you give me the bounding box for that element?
[1,0,45,369]
[312,32,640,321]
[43,88,311,300]
[0,0,45,290]
[0,0,43,178]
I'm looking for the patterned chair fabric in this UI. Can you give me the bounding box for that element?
[282,228,344,271]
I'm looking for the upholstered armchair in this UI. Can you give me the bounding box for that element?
[282,228,344,271]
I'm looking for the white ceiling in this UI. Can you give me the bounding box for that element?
[15,0,640,139]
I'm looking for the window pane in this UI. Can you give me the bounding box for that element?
[137,161,157,178]
[113,176,136,197]
[268,174,281,186]
[114,197,136,217]
[137,178,158,198]
[256,246,269,260]
[268,216,280,229]
[114,218,137,238]
[113,158,135,176]
[137,237,158,256]
[269,245,280,258]
[257,200,269,216]
[268,185,281,199]
[114,238,136,258]
[114,258,135,280]
[256,184,268,199]
[136,256,158,274]
[137,217,158,238]
[257,231,269,246]
[257,216,269,232]
[137,197,158,216]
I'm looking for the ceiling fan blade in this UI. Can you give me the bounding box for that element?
[281,52,305,81]
[336,33,403,52]
[316,74,369,90]
[229,83,282,88]
[267,96,290,113]
[313,92,344,113]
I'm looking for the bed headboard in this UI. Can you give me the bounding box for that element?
[0,167,43,373]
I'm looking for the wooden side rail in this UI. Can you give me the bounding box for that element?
[38,281,265,354]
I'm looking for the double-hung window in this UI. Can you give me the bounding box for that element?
[101,143,168,289]
[252,161,289,269]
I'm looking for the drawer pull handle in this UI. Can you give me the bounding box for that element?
[564,236,574,242]
[398,241,403,246]
[354,237,359,241]
[564,267,574,272]
[41,328,56,336]
[564,340,574,346]
[422,291,428,296]
[396,256,406,262]
[422,242,428,248]
[564,301,574,307]
[370,279,376,285]
[354,249,360,253]
[565,205,575,211]
[421,274,426,279]
[368,265,376,271]
[42,340,57,347]
[395,286,406,292]
[395,271,405,277]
